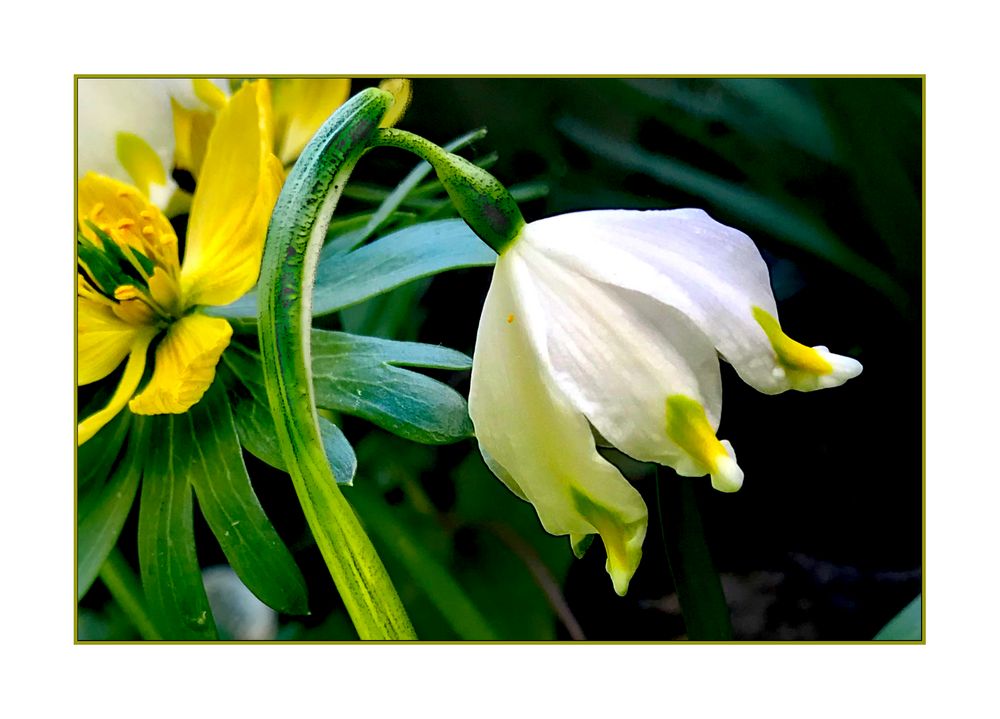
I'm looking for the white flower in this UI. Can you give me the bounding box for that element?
[468,209,862,595]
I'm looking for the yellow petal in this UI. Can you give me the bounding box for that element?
[171,98,217,179]
[78,331,156,445]
[129,314,233,415]
[378,78,412,129]
[193,78,228,111]
[78,293,149,385]
[271,78,351,164]
[181,80,282,307]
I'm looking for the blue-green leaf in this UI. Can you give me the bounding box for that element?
[874,594,922,641]
[183,383,310,615]
[214,219,495,320]
[224,350,358,485]
[311,329,473,445]
[137,414,218,640]
[78,416,147,600]
[313,219,495,315]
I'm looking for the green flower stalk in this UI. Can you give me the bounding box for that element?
[257,87,416,640]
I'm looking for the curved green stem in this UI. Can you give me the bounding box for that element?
[257,88,415,640]
[371,128,525,254]
[656,470,733,640]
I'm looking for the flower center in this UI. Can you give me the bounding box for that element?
[78,189,187,327]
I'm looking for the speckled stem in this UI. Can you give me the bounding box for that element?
[371,128,525,254]
[257,88,416,640]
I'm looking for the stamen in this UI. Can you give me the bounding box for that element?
[142,225,155,237]
[506,313,514,324]
[91,202,105,218]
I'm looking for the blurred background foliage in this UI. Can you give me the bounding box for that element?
[79,77,922,641]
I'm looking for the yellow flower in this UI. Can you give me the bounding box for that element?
[77,80,284,445]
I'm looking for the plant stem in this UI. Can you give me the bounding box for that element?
[656,471,733,640]
[99,547,161,640]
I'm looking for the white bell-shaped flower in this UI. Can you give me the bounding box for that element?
[468,208,862,595]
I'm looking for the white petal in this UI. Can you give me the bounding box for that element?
[77,78,177,206]
[469,255,647,595]
[522,209,804,394]
[511,238,724,468]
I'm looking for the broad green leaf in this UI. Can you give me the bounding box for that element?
[182,383,310,615]
[555,116,908,308]
[874,594,922,640]
[137,414,218,640]
[224,352,358,485]
[349,487,498,640]
[311,329,474,444]
[78,416,147,600]
[214,219,495,320]
[77,408,131,489]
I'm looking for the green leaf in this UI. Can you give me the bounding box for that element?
[555,116,908,308]
[349,488,499,640]
[318,416,357,486]
[314,219,495,316]
[311,329,474,444]
[182,382,310,615]
[213,219,495,320]
[874,594,922,640]
[137,414,218,640]
[78,416,147,600]
[224,351,358,485]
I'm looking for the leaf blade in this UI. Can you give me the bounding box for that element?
[185,383,310,615]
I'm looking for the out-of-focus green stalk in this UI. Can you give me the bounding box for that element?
[656,471,733,640]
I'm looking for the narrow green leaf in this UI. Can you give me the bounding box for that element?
[311,329,474,444]
[313,219,495,316]
[77,416,147,600]
[556,116,908,308]
[350,489,498,640]
[184,382,309,615]
[874,595,922,640]
[214,218,496,321]
[137,414,218,640]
